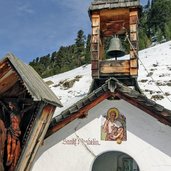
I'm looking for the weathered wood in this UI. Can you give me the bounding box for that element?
[129,9,138,77]
[100,60,130,74]
[92,60,99,70]
[100,8,129,19]
[92,70,99,78]
[130,68,138,76]
[16,104,55,171]
[130,58,138,68]
[99,9,130,35]
[130,32,137,41]
[91,43,98,52]
[90,2,140,81]
[45,92,111,138]
[90,0,140,11]
[92,15,100,26]
[0,63,11,79]
[91,14,100,78]
[130,24,137,32]
[0,71,18,94]
[99,35,105,60]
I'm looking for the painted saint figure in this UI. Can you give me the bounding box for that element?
[102,107,126,144]
[6,102,21,171]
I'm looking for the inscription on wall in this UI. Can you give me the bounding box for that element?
[62,138,100,146]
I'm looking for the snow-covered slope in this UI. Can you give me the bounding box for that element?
[44,41,171,115]
[32,41,171,170]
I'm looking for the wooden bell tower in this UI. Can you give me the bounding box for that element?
[89,0,141,92]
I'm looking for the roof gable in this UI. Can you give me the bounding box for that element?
[46,78,171,138]
[0,53,62,107]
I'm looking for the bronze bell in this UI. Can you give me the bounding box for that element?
[107,37,125,58]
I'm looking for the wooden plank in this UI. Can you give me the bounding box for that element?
[130,59,138,68]
[0,71,18,94]
[25,105,55,171]
[45,92,111,138]
[100,67,130,74]
[16,104,56,171]
[130,15,138,24]
[130,32,137,41]
[0,64,11,79]
[92,35,99,43]
[91,51,99,60]
[100,73,130,77]
[100,60,130,74]
[92,70,99,78]
[130,68,138,76]
[91,43,98,52]
[99,44,105,60]
[130,24,137,32]
[92,27,99,35]
[92,60,99,70]
[129,11,138,16]
[0,61,7,69]
[100,9,129,19]
[100,60,130,67]
[130,41,138,50]
[92,15,100,27]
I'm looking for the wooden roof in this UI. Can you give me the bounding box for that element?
[46,78,171,138]
[89,0,141,12]
[0,53,62,107]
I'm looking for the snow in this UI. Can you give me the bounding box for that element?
[32,41,171,170]
[44,41,171,115]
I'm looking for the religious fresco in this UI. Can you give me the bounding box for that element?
[101,107,126,144]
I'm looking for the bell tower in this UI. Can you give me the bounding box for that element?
[89,0,141,92]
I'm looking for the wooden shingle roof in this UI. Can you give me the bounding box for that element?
[89,0,141,11]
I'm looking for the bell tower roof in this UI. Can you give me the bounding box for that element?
[89,0,141,12]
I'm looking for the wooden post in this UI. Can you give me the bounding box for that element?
[129,9,139,77]
[91,14,100,79]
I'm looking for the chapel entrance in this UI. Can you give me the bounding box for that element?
[92,151,139,171]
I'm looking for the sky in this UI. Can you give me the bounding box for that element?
[0,0,148,63]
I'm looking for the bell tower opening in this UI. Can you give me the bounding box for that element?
[88,0,141,93]
[92,151,140,171]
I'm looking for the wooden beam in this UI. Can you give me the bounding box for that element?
[17,104,56,171]
[0,71,18,94]
[45,92,111,139]
[0,62,11,79]
[100,8,129,19]
[100,60,130,74]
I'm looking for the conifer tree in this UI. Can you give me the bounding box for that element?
[75,30,86,65]
[85,34,91,63]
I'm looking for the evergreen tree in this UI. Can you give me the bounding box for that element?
[85,34,91,63]
[75,30,86,65]
[165,22,171,40]
[29,1,171,79]
[148,0,171,33]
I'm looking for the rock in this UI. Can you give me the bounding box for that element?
[147,72,153,77]
[151,95,164,101]
[45,80,54,86]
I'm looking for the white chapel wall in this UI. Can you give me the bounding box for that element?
[33,99,171,171]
